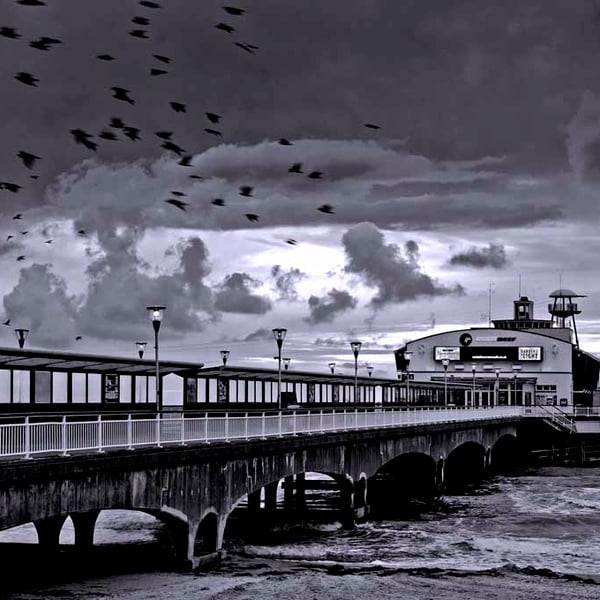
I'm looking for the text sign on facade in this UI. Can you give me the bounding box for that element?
[518,346,542,361]
[434,346,461,361]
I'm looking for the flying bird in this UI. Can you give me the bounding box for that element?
[166,198,188,210]
[234,42,258,54]
[153,54,170,63]
[30,175,39,179]
[6,235,13,241]
[178,155,193,166]
[214,22,235,33]
[123,126,141,141]
[205,112,222,124]
[99,130,118,140]
[170,191,186,197]
[139,0,160,7]
[111,87,135,104]
[278,138,293,145]
[17,151,40,169]
[212,198,225,206]
[97,54,115,61]
[239,185,253,197]
[288,162,303,173]
[0,182,23,192]
[286,239,297,245]
[12,213,22,219]
[223,6,245,15]
[154,130,173,140]
[307,171,324,179]
[318,204,335,214]
[189,174,204,180]
[245,213,259,222]
[44,239,52,243]
[364,123,381,129]
[132,16,150,25]
[0,27,20,39]
[204,128,222,136]
[20,231,28,235]
[15,72,38,86]
[29,36,62,51]
[17,0,46,5]
[150,68,167,76]
[77,229,86,235]
[161,141,185,155]
[75,336,82,341]
[129,29,149,39]
[2,319,10,326]
[16,256,26,261]
[70,129,97,151]
[170,101,186,112]
[109,117,125,128]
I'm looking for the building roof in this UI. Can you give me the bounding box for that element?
[549,288,586,298]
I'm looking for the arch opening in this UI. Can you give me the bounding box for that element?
[445,442,487,493]
[490,434,524,474]
[194,512,218,556]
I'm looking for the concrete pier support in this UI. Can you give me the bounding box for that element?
[264,481,278,513]
[435,458,445,494]
[33,514,67,548]
[283,475,294,511]
[70,510,100,548]
[339,480,355,528]
[295,473,306,511]
[247,489,261,512]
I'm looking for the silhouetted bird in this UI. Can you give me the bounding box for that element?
[212,198,225,206]
[44,239,52,243]
[15,72,38,86]
[170,101,186,112]
[29,36,61,50]
[234,42,258,54]
[75,336,83,341]
[214,22,235,33]
[16,256,25,261]
[123,126,141,141]
[109,117,125,128]
[278,138,293,145]
[129,29,149,39]
[178,155,193,166]
[6,235,13,241]
[150,68,167,76]
[170,191,186,197]
[97,54,115,61]
[0,182,22,192]
[30,175,38,179]
[17,151,40,169]
[204,128,222,136]
[111,87,135,104]
[239,185,253,197]
[139,0,160,7]
[132,16,150,25]
[0,27,20,39]
[154,130,172,140]
[205,112,222,124]
[99,130,118,141]
[318,204,335,214]
[13,213,22,219]
[77,229,86,235]
[223,6,245,15]
[18,0,46,5]
[20,231,28,235]
[364,123,381,129]
[307,171,323,179]
[161,141,185,156]
[288,162,303,173]
[2,319,10,326]
[286,239,297,245]
[166,198,188,210]
[189,175,204,180]
[245,213,259,222]
[153,54,170,63]
[70,129,97,151]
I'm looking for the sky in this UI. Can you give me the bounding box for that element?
[2,0,600,378]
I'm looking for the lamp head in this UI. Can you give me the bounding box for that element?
[404,350,413,368]
[272,327,287,348]
[136,341,147,359]
[471,363,477,373]
[283,357,291,370]
[15,328,29,349]
[350,340,362,358]
[146,305,166,333]
[441,358,449,369]
[328,361,336,374]
[367,365,373,377]
[220,349,230,366]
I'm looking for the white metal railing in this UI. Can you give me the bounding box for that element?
[521,405,576,433]
[573,407,600,418]
[0,406,522,460]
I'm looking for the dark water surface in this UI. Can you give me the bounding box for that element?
[2,465,600,597]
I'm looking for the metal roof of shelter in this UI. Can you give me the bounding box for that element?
[0,347,203,376]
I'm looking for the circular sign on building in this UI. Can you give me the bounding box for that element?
[460,332,473,346]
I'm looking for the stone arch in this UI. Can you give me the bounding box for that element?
[490,433,522,473]
[194,511,219,556]
[445,441,487,493]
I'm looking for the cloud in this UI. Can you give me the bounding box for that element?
[567,91,600,184]
[305,288,358,324]
[214,272,272,314]
[243,327,274,342]
[449,243,508,269]
[271,265,306,301]
[342,222,464,308]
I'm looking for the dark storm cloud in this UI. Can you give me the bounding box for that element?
[449,243,508,269]
[271,265,306,301]
[305,289,358,324]
[371,177,505,198]
[566,91,600,183]
[342,222,464,308]
[213,272,272,314]
[243,327,273,342]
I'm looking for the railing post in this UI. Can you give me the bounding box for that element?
[97,415,104,453]
[127,414,133,450]
[156,413,162,448]
[225,412,229,442]
[278,411,283,437]
[343,408,347,430]
[293,410,297,436]
[245,412,249,440]
[180,414,186,446]
[204,412,209,443]
[320,409,323,433]
[261,412,266,439]
[24,416,31,460]
[60,415,68,457]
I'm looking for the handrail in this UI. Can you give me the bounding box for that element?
[0,406,521,461]
[525,404,576,433]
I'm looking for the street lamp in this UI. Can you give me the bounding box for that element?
[136,341,147,359]
[220,350,230,367]
[328,362,336,375]
[441,358,449,406]
[14,328,29,349]
[495,368,500,407]
[404,351,413,407]
[272,328,287,411]
[471,363,477,408]
[146,305,166,411]
[283,357,291,371]
[367,365,373,377]
[350,341,362,408]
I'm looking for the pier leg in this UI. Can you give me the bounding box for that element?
[435,458,445,494]
[70,510,100,548]
[264,481,278,513]
[33,515,67,548]
[247,489,261,512]
[295,473,306,511]
[283,475,294,511]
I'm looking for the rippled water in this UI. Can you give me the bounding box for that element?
[2,465,600,596]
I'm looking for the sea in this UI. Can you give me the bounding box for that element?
[2,465,600,598]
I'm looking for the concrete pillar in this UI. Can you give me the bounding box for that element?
[295,473,306,511]
[283,475,294,511]
[33,514,67,548]
[484,448,492,473]
[435,458,445,494]
[247,489,261,512]
[339,481,355,528]
[70,510,100,548]
[264,481,278,513]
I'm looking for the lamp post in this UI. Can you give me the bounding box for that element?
[495,368,500,407]
[14,328,29,349]
[367,365,373,377]
[404,351,413,408]
[136,341,147,359]
[441,358,449,406]
[471,363,477,408]
[328,362,336,375]
[146,305,166,411]
[220,350,230,367]
[272,328,287,411]
[350,341,362,408]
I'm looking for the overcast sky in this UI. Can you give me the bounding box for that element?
[2,0,600,377]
